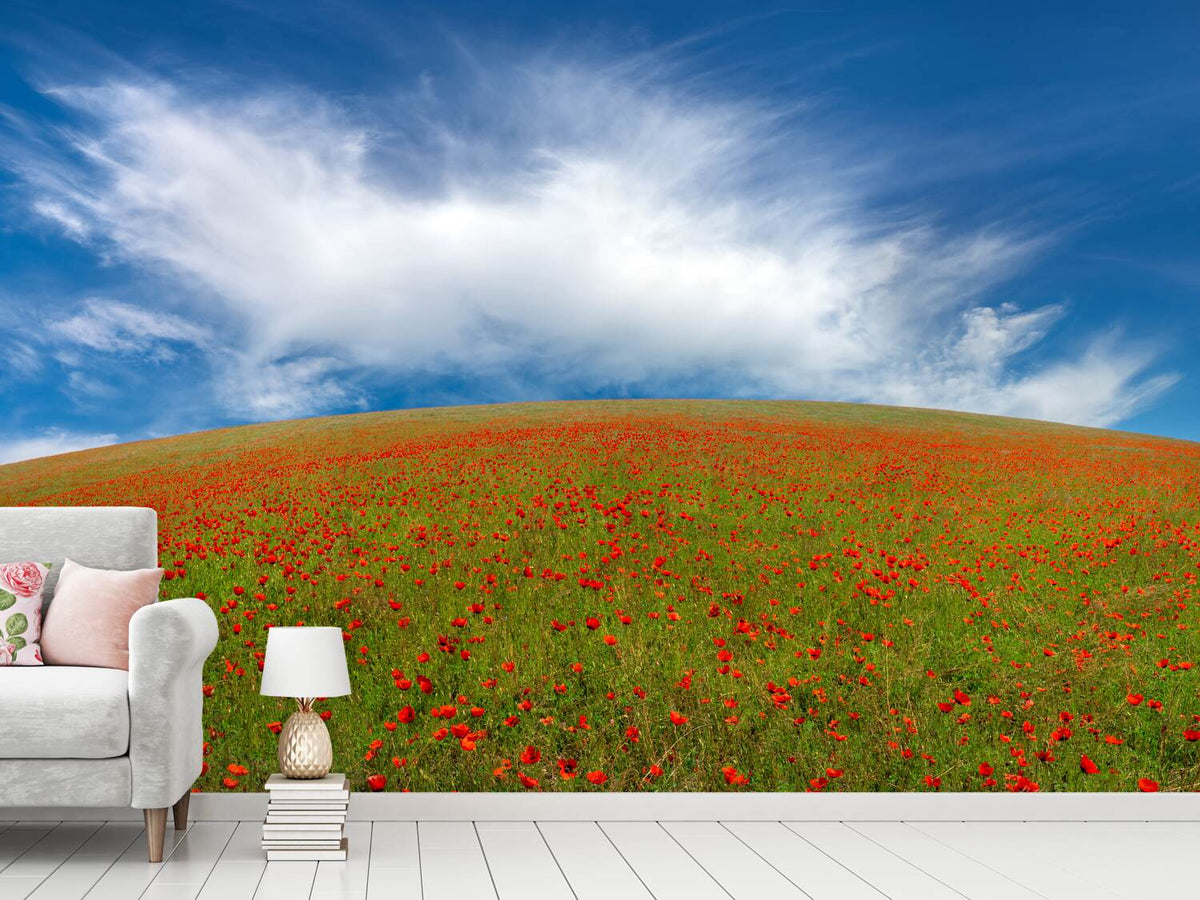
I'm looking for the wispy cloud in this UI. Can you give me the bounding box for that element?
[216,355,366,421]
[32,199,90,239]
[874,314,1180,427]
[6,53,1178,428]
[52,297,211,358]
[0,429,118,465]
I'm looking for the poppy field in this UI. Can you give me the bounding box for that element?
[2,399,1198,793]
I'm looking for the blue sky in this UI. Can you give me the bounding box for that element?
[1,0,1198,462]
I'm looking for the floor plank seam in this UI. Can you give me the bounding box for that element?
[716,820,815,900]
[306,823,319,900]
[33,821,106,892]
[907,820,1079,899]
[72,824,143,900]
[194,821,240,900]
[926,820,1163,900]
[80,826,143,900]
[655,820,736,900]
[247,855,269,900]
[778,821,892,898]
[472,821,501,900]
[0,820,59,876]
[843,820,971,899]
[362,820,374,900]
[132,821,197,900]
[532,821,580,900]
[415,819,424,900]
[593,822,658,900]
[243,822,271,900]
[895,820,1055,900]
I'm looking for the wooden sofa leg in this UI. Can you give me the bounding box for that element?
[173,791,191,830]
[144,808,167,863]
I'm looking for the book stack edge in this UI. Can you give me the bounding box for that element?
[262,773,349,861]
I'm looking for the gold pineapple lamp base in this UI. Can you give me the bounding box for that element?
[278,698,334,779]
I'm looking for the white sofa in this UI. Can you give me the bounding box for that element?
[0,507,218,861]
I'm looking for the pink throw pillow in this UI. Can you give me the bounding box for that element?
[0,561,50,665]
[41,558,164,670]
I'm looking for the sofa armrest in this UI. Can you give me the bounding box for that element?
[128,597,219,809]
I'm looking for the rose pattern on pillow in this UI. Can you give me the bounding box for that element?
[0,561,50,665]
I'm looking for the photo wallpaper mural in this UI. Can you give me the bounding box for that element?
[2,400,1198,793]
[1,3,1198,794]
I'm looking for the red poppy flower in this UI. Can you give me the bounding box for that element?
[723,765,750,786]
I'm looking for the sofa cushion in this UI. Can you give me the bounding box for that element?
[41,558,163,670]
[0,561,50,665]
[0,666,129,758]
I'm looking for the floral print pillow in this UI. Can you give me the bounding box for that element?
[0,562,50,665]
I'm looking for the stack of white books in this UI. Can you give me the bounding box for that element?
[261,773,349,860]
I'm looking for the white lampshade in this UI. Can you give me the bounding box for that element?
[259,627,352,699]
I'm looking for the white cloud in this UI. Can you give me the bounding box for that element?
[216,356,366,421]
[32,199,90,239]
[7,341,42,378]
[873,313,1180,428]
[64,370,116,397]
[10,61,1177,427]
[952,303,1064,373]
[0,429,118,465]
[987,340,1181,426]
[52,297,211,357]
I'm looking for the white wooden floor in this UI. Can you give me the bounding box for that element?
[0,818,1191,899]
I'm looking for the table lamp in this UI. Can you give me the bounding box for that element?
[259,626,351,779]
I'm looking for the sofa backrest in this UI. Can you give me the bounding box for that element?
[0,507,158,605]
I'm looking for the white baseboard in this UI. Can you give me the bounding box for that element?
[4,792,1198,822]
